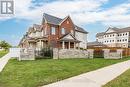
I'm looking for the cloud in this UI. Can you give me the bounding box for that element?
[1,0,130,27]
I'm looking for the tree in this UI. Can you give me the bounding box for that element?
[0,40,12,50]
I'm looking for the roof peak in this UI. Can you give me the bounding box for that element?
[43,13,62,20]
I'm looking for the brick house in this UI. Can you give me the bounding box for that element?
[19,13,88,50]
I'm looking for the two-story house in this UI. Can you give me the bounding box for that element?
[19,13,88,50]
[96,27,130,48]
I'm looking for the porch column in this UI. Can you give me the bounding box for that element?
[41,41,43,48]
[29,42,31,48]
[69,41,70,49]
[78,43,80,50]
[40,40,42,48]
[62,41,65,49]
[74,42,76,49]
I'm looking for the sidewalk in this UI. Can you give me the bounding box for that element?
[0,53,11,72]
[42,60,130,87]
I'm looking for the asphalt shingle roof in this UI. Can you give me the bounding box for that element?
[43,13,88,33]
[43,13,62,25]
[87,41,106,46]
[96,27,130,37]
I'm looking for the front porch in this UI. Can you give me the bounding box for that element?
[28,39,48,50]
[59,33,80,49]
[60,41,80,49]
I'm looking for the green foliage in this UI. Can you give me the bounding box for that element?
[0,40,12,50]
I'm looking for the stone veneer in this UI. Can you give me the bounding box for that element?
[18,48,35,61]
[103,49,123,59]
[53,48,94,59]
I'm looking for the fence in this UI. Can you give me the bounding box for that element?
[88,47,130,58]
[35,47,53,59]
[9,48,21,58]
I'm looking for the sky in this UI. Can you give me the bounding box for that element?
[1,0,130,46]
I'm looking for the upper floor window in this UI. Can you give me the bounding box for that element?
[45,27,47,35]
[51,27,56,35]
[71,30,74,34]
[67,21,69,24]
[61,28,65,34]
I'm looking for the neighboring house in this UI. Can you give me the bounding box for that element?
[87,41,107,48]
[96,27,130,48]
[19,13,88,50]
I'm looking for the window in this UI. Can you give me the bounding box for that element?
[61,28,65,34]
[51,27,56,35]
[67,21,69,24]
[45,27,47,35]
[71,30,74,34]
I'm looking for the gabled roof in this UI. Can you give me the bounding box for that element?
[75,25,88,33]
[96,27,130,37]
[96,32,105,37]
[105,27,118,33]
[59,15,70,25]
[43,13,88,33]
[116,27,130,32]
[60,33,80,42]
[43,13,62,25]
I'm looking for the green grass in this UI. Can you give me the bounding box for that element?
[0,58,130,87]
[103,68,130,87]
[0,50,8,58]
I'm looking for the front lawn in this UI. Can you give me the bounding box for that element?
[0,58,130,87]
[0,50,8,58]
[103,68,130,87]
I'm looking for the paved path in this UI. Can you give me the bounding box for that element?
[0,53,11,72]
[42,60,130,87]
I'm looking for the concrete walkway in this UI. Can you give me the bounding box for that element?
[42,60,130,87]
[0,53,11,72]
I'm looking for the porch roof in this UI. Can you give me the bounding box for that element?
[59,39,80,42]
[59,33,80,42]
